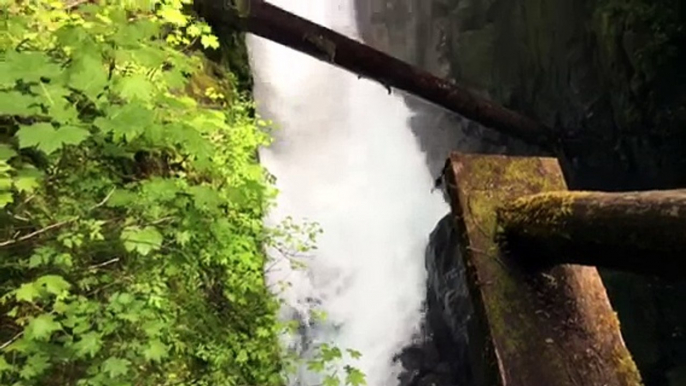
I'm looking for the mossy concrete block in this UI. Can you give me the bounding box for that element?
[443,152,642,386]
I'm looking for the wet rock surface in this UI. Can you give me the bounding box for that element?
[354,1,686,385]
[395,214,473,386]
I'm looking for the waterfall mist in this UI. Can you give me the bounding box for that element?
[247,1,448,384]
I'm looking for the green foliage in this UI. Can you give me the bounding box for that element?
[0,2,368,385]
[0,0,291,384]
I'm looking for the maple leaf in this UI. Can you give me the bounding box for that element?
[94,102,155,142]
[345,366,367,386]
[121,226,163,256]
[25,314,62,341]
[13,166,43,193]
[189,185,222,211]
[115,73,156,102]
[346,349,362,360]
[102,357,130,378]
[0,356,11,374]
[200,34,219,50]
[18,353,50,379]
[0,51,62,86]
[49,101,80,124]
[72,331,102,358]
[57,125,91,146]
[36,275,71,296]
[323,375,341,386]
[14,282,40,302]
[106,189,139,207]
[15,123,90,155]
[306,360,325,373]
[66,53,109,100]
[0,91,42,116]
[16,123,54,149]
[158,6,188,26]
[141,177,179,202]
[143,339,168,362]
[0,144,17,161]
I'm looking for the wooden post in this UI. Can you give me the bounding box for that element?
[497,190,686,281]
[443,152,642,386]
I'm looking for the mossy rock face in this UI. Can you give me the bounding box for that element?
[186,57,236,106]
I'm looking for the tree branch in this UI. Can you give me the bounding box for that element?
[194,0,556,150]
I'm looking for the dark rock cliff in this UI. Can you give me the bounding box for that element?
[354,0,686,385]
[394,214,473,386]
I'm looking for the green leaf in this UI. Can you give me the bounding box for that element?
[0,51,62,86]
[0,144,17,161]
[200,34,220,49]
[49,101,80,124]
[320,344,342,362]
[16,123,54,150]
[158,6,188,26]
[345,366,366,386]
[29,250,50,269]
[94,102,155,142]
[56,125,91,146]
[72,331,102,358]
[0,191,12,209]
[121,226,163,256]
[143,339,168,362]
[0,91,41,116]
[15,123,90,155]
[24,314,62,341]
[15,282,40,302]
[189,185,222,211]
[306,360,325,373]
[323,375,341,386]
[13,167,43,193]
[346,348,362,360]
[107,189,139,207]
[141,178,179,202]
[115,73,156,102]
[66,53,109,99]
[53,253,74,268]
[102,357,130,378]
[142,319,165,337]
[36,275,71,296]
[19,353,50,380]
[0,356,11,374]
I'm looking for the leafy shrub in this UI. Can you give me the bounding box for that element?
[0,1,283,384]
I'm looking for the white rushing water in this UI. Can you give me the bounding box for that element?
[247,1,448,385]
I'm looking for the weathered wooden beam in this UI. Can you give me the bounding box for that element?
[443,152,642,386]
[496,190,686,281]
[193,0,556,150]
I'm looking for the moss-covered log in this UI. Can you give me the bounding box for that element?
[443,152,642,386]
[193,0,555,149]
[497,190,686,280]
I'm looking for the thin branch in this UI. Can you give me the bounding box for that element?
[63,0,93,10]
[88,257,120,270]
[0,189,115,248]
[0,331,23,351]
[88,188,115,211]
[0,218,75,248]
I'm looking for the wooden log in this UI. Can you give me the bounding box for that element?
[193,0,556,150]
[497,190,686,280]
[443,152,642,386]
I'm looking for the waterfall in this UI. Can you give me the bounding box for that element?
[247,1,448,384]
